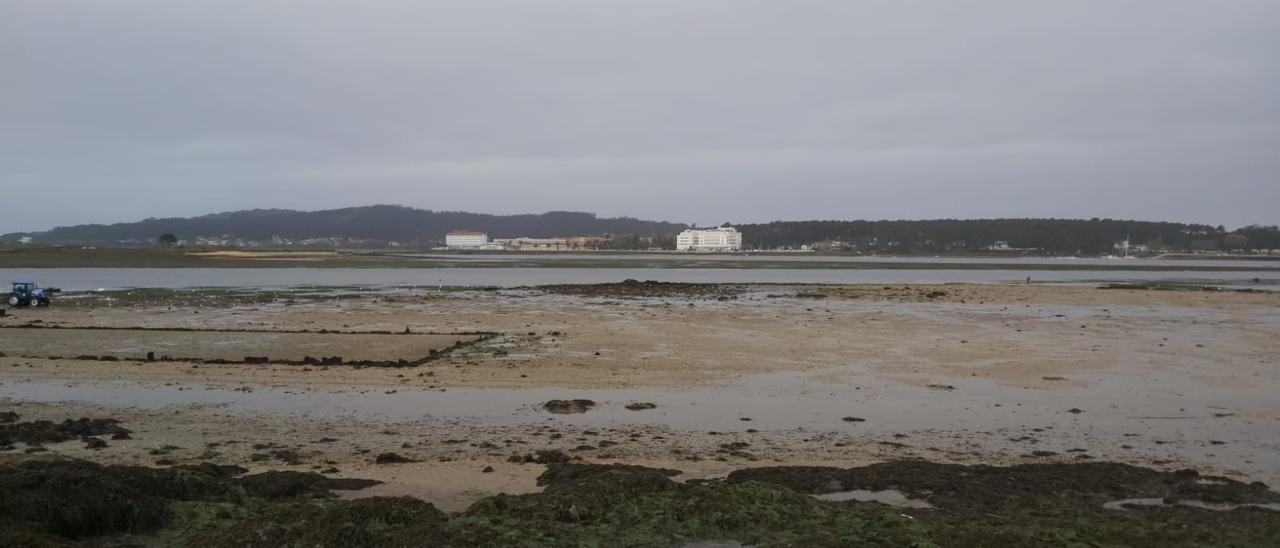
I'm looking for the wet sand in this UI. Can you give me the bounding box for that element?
[0,327,480,363]
[1,283,1277,512]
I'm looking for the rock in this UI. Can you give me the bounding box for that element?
[374,452,417,464]
[83,437,108,450]
[270,449,303,465]
[0,417,131,446]
[509,449,572,464]
[625,402,657,411]
[927,384,956,391]
[1068,408,1085,414]
[543,399,597,414]
[177,463,248,477]
[842,417,866,422]
[236,471,381,498]
[534,450,571,464]
[482,466,495,473]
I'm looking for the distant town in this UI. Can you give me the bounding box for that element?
[443,226,744,252]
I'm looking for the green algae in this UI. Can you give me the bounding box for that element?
[3,459,1278,547]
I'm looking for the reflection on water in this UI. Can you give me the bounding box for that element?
[398,253,1280,269]
[1103,498,1280,512]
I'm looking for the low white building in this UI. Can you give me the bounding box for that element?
[445,230,488,249]
[676,227,742,252]
[493,237,568,251]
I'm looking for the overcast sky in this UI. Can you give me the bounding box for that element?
[2,1,1277,233]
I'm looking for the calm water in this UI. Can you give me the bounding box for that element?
[1,266,1276,291]
[403,253,1280,269]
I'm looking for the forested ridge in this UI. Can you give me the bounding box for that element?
[7,206,1276,254]
[17,206,685,246]
[735,218,1279,255]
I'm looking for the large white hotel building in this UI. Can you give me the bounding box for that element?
[444,230,489,249]
[676,227,743,252]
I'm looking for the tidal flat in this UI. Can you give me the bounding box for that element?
[2,282,1278,546]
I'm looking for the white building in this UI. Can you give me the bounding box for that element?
[493,237,568,251]
[676,227,743,252]
[445,230,488,249]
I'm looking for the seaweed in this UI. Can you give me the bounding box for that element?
[3,458,1278,547]
[0,417,131,447]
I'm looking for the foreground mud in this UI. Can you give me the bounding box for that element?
[3,455,1277,547]
[1,283,1277,545]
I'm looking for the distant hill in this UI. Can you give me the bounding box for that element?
[19,206,688,246]
[9,207,1276,255]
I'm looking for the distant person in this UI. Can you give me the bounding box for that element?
[1026,276,1031,284]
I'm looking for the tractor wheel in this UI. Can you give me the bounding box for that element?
[7,295,17,307]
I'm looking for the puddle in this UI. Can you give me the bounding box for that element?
[1,368,1276,436]
[1104,498,1280,512]
[2,366,1278,484]
[811,489,933,508]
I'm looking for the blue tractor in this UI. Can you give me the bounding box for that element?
[9,281,51,307]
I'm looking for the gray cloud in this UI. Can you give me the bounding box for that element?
[2,0,1277,232]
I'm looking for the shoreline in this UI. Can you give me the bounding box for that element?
[4,246,1280,270]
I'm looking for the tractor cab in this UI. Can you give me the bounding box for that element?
[8,280,51,307]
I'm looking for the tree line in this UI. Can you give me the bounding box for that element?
[734,219,1280,255]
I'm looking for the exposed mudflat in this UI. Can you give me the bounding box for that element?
[0,326,482,365]
[1,282,1278,545]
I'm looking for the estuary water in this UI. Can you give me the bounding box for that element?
[0,265,1275,291]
